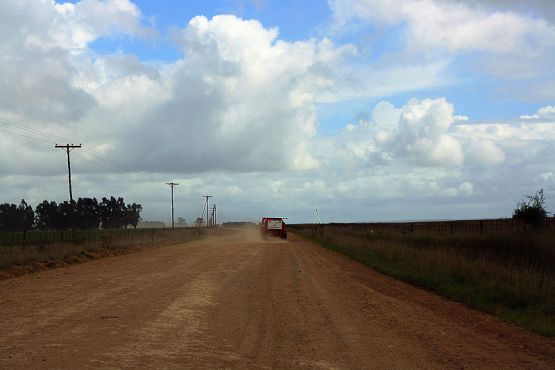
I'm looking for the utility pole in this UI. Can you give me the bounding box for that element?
[203,195,212,227]
[55,144,81,203]
[209,204,217,226]
[316,208,321,224]
[166,182,179,228]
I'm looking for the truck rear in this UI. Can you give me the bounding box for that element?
[260,217,287,239]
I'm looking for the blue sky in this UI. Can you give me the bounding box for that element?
[1,0,554,224]
[87,0,549,131]
[90,0,333,59]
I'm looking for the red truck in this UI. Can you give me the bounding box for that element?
[260,217,287,239]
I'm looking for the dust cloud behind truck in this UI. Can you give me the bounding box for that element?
[260,217,287,239]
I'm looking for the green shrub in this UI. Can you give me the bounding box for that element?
[513,188,548,227]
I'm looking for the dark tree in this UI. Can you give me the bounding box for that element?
[75,197,100,229]
[3,196,141,231]
[57,201,75,230]
[35,200,59,230]
[126,203,142,229]
[17,199,34,230]
[0,200,34,231]
[513,188,548,227]
[100,197,127,229]
[0,203,18,231]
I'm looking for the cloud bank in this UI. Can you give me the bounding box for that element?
[336,98,506,167]
[0,3,358,174]
[0,0,554,223]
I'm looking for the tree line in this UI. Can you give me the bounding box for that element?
[0,197,142,232]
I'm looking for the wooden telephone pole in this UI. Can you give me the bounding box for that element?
[203,195,212,227]
[55,144,81,203]
[209,204,217,226]
[166,182,179,228]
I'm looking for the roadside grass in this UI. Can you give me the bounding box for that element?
[0,227,232,275]
[291,224,555,336]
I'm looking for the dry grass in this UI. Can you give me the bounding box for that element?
[0,227,231,273]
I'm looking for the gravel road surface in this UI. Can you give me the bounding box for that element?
[1,229,553,369]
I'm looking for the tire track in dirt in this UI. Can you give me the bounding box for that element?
[291,238,434,369]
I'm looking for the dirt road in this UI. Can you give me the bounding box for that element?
[1,229,553,369]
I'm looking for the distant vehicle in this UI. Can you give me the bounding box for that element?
[260,217,287,239]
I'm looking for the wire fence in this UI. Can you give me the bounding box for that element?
[294,217,555,237]
[0,227,203,249]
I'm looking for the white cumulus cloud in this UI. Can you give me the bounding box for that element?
[337,98,465,167]
[454,115,469,122]
[0,8,356,174]
[521,105,555,120]
[538,105,555,118]
[394,98,463,166]
[329,0,555,55]
[328,0,555,83]
[99,15,356,172]
[0,0,149,123]
[464,140,506,166]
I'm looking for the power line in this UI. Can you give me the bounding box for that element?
[72,150,140,177]
[0,126,148,182]
[0,115,150,180]
[0,116,75,143]
[81,147,145,176]
[78,148,151,181]
[72,151,123,173]
[0,127,57,145]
